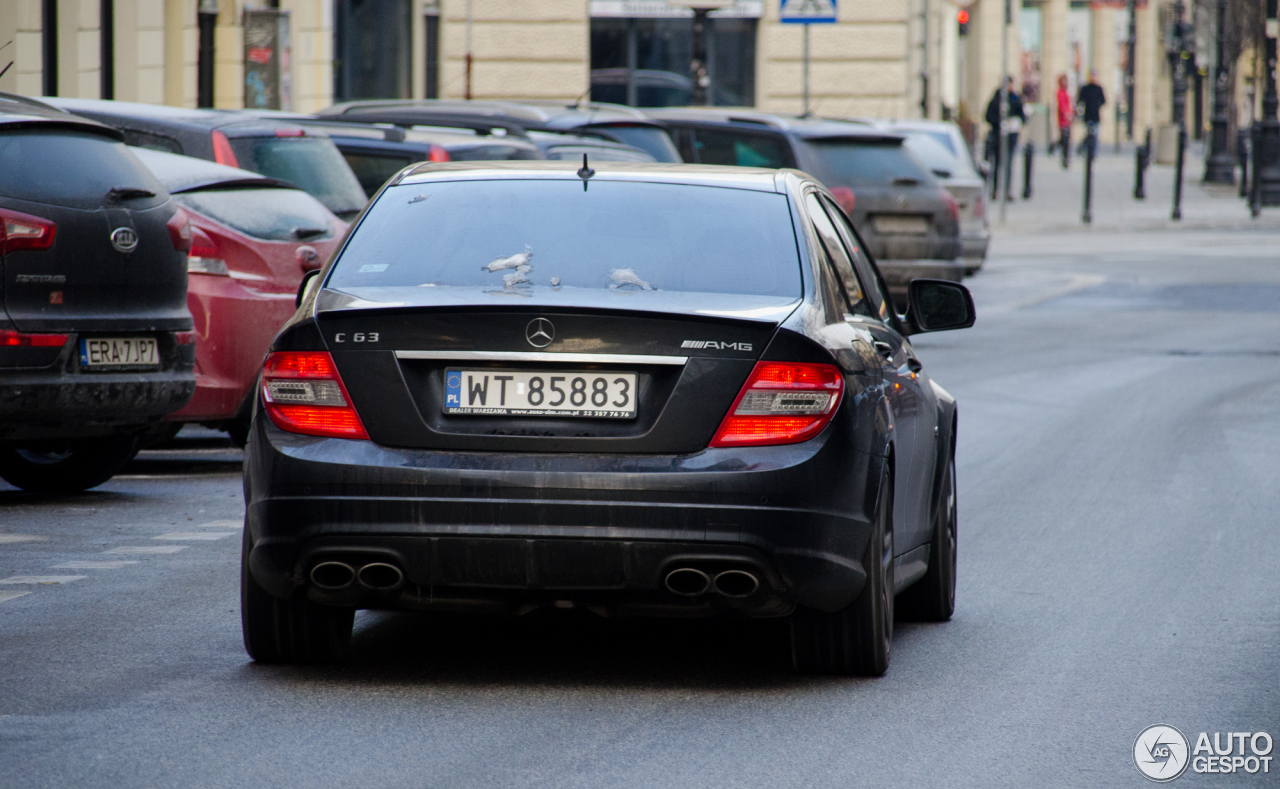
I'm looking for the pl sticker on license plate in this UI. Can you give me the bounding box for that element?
[444,369,637,418]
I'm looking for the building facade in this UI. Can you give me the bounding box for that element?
[0,0,1267,148]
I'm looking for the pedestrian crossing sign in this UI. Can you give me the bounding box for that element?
[780,0,837,23]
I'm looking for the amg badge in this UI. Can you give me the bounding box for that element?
[681,340,753,351]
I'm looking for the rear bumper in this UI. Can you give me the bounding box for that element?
[245,415,883,617]
[961,231,990,262]
[0,334,195,440]
[0,372,196,441]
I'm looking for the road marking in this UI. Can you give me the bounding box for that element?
[197,520,242,530]
[105,546,187,554]
[155,532,233,541]
[52,560,139,570]
[0,575,87,585]
[0,534,49,544]
[0,591,31,603]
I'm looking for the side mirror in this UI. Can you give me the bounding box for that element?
[296,268,322,308]
[907,278,975,333]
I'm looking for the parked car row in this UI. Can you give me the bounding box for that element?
[1,90,987,492]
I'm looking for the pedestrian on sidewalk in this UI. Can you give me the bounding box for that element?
[1055,74,1073,169]
[1076,70,1106,158]
[985,76,1024,201]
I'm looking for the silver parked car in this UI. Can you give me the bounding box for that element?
[874,120,989,273]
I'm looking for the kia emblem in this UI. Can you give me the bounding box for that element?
[110,226,139,254]
[525,317,555,348]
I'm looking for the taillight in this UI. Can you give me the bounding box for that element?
[275,127,305,137]
[166,207,192,252]
[428,144,450,163]
[0,207,57,255]
[186,227,229,275]
[211,130,239,167]
[829,186,856,216]
[0,329,69,347]
[710,362,844,448]
[174,330,197,345]
[940,189,960,222]
[261,351,369,440]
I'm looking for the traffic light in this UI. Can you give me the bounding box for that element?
[957,9,969,36]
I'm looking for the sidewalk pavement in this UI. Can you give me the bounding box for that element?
[986,139,1280,236]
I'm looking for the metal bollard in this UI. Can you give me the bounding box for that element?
[1251,122,1262,218]
[1022,142,1034,199]
[1238,128,1251,199]
[1172,125,1185,220]
[1134,129,1150,200]
[1083,141,1094,224]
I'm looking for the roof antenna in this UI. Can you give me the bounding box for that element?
[577,153,594,191]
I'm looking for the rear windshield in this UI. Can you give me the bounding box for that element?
[176,187,335,241]
[228,137,367,221]
[903,133,975,179]
[0,129,166,210]
[804,139,933,188]
[593,125,681,163]
[328,179,801,298]
[343,152,415,197]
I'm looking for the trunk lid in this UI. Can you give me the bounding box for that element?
[316,287,798,453]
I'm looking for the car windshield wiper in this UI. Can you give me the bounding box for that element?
[106,187,157,202]
[294,227,328,240]
[891,177,921,187]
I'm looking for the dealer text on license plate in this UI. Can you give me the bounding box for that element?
[80,337,159,368]
[444,369,637,418]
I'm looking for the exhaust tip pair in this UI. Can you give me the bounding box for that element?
[310,561,404,592]
[664,567,760,598]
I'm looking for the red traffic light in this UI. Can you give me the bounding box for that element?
[957,9,969,24]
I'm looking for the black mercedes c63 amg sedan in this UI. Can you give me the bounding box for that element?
[241,161,974,675]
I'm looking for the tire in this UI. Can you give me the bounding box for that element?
[0,435,139,493]
[241,527,354,664]
[790,473,894,676]
[898,450,957,622]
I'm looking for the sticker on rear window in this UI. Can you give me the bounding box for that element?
[358,264,388,273]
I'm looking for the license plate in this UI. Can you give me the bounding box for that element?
[872,214,931,235]
[444,369,637,418]
[80,337,159,368]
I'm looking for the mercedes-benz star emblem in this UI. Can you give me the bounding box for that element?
[110,227,139,254]
[525,317,555,348]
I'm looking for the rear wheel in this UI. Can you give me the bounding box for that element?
[0,435,139,493]
[898,450,957,621]
[790,473,894,676]
[241,527,354,664]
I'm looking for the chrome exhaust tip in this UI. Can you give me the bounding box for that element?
[664,568,711,597]
[713,569,759,598]
[356,562,405,591]
[310,561,356,590]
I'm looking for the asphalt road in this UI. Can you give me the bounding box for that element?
[2,227,1279,788]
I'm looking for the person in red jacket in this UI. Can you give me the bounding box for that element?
[1055,74,1073,169]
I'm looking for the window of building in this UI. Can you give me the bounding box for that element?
[589,12,757,107]
[425,5,440,99]
[335,0,411,101]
